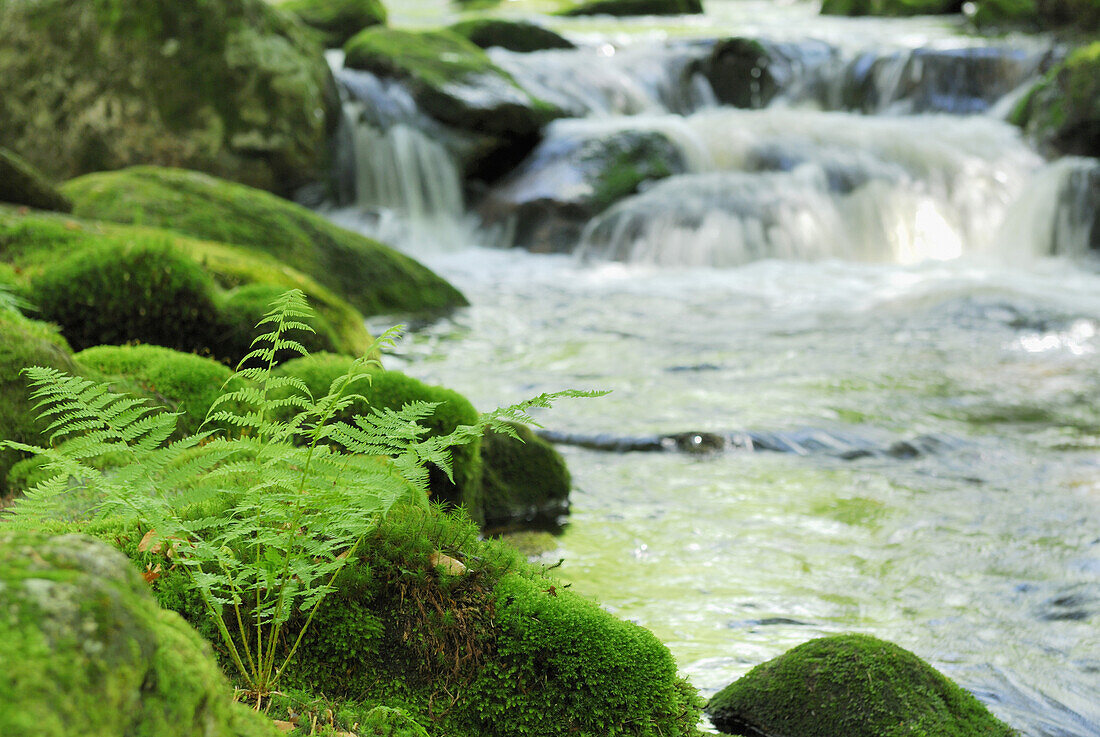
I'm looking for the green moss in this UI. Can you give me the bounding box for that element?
[590,141,677,211]
[218,283,344,357]
[0,310,81,499]
[1013,43,1100,157]
[971,0,1040,28]
[481,422,570,529]
[62,167,467,316]
[0,0,335,196]
[0,206,374,360]
[448,19,574,52]
[275,353,484,518]
[820,0,961,15]
[344,27,498,87]
[0,529,282,737]
[279,0,387,47]
[358,706,432,737]
[560,0,704,16]
[706,634,1016,737]
[0,148,73,213]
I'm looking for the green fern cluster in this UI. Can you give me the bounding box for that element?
[3,289,593,698]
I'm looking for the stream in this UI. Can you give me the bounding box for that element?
[322,1,1100,734]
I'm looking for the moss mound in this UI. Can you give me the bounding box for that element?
[560,0,704,16]
[275,353,484,519]
[0,311,82,499]
[343,28,561,137]
[448,19,574,52]
[820,0,961,15]
[0,0,336,197]
[1012,43,1100,158]
[280,0,387,47]
[706,634,1016,737]
[0,206,373,362]
[0,148,72,213]
[62,167,467,316]
[0,530,280,737]
[481,422,571,529]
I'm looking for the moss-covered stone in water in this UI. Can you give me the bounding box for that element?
[481,422,571,529]
[275,353,485,521]
[1013,43,1100,158]
[0,0,336,197]
[0,148,73,213]
[279,0,387,47]
[706,634,1016,737]
[343,27,562,137]
[0,206,373,361]
[448,19,574,52]
[0,311,82,499]
[0,530,281,737]
[62,166,467,317]
[560,0,704,16]
[820,0,961,14]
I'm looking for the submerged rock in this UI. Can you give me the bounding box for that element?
[280,0,387,47]
[478,127,687,252]
[560,0,704,16]
[1013,43,1100,159]
[0,149,72,213]
[449,19,575,52]
[0,0,338,197]
[821,0,962,16]
[0,530,279,737]
[706,634,1016,737]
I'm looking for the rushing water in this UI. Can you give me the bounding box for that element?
[325,2,1100,734]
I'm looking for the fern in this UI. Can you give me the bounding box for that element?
[2,289,600,698]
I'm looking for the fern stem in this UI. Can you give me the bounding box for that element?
[190,568,253,686]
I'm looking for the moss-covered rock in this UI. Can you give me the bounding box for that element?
[1012,43,1100,158]
[0,206,373,361]
[63,167,466,316]
[706,634,1016,737]
[0,0,337,197]
[560,0,704,16]
[0,530,280,737]
[0,311,82,499]
[0,148,73,213]
[448,19,574,52]
[280,0,387,47]
[481,422,570,529]
[478,127,686,252]
[343,28,562,137]
[275,353,484,519]
[820,0,961,15]
[972,0,1100,30]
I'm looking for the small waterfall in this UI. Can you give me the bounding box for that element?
[572,109,1043,266]
[997,158,1100,259]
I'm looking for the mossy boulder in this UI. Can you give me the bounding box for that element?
[448,19,575,52]
[62,167,467,316]
[0,310,82,499]
[275,353,485,520]
[706,634,1016,737]
[560,0,704,16]
[481,422,571,529]
[280,0,387,47]
[0,0,338,197]
[1012,43,1100,158]
[343,28,562,138]
[478,127,686,252]
[972,0,1100,30]
[820,0,962,15]
[0,148,72,213]
[0,206,373,362]
[0,530,279,737]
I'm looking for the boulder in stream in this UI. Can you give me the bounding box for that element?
[560,0,704,16]
[820,0,962,15]
[1013,43,1100,159]
[706,634,1016,737]
[0,149,73,213]
[279,0,387,47]
[972,0,1100,31]
[0,0,338,197]
[0,529,279,737]
[449,18,575,52]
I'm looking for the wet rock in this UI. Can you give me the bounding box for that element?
[695,38,838,109]
[478,127,687,252]
[281,0,386,48]
[0,149,72,213]
[0,0,338,197]
[560,0,704,16]
[481,422,572,530]
[449,19,575,53]
[1013,43,1100,159]
[706,634,1016,737]
[972,0,1100,32]
[1036,586,1098,622]
[821,0,963,16]
[0,530,279,737]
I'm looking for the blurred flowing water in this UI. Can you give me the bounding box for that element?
[325,2,1100,734]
